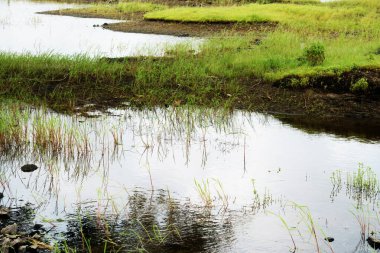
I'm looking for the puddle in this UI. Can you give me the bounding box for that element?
[0,104,380,252]
[0,0,199,56]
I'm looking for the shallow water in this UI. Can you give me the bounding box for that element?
[0,0,198,56]
[1,105,380,252]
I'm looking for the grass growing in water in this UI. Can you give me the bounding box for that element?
[331,163,380,205]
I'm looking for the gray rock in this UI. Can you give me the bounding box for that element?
[1,224,17,235]
[21,164,38,173]
[325,237,334,242]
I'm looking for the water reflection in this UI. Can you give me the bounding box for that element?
[0,105,380,252]
[0,0,198,57]
[62,190,235,253]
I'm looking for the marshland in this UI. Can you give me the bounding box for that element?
[1,0,380,252]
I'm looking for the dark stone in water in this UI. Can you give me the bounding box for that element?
[324,237,334,242]
[368,235,380,249]
[21,164,38,173]
[0,192,3,199]
[32,224,43,230]
[102,23,109,26]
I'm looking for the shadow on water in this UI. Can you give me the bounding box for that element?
[277,115,380,143]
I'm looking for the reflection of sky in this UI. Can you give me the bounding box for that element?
[2,108,380,252]
[0,0,198,56]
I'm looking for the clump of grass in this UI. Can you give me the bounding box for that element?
[302,42,325,66]
[0,102,29,153]
[331,164,379,205]
[347,163,379,201]
[350,77,369,93]
[194,179,213,206]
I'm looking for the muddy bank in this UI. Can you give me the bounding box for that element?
[103,20,274,37]
[41,9,145,21]
[239,79,380,119]
[40,9,275,37]
[275,67,380,97]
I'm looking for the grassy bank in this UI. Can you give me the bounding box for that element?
[5,0,380,116]
[46,2,166,19]
[1,51,380,118]
[0,54,134,111]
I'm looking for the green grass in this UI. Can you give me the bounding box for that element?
[141,0,380,85]
[4,0,380,113]
[145,1,380,34]
[52,2,166,19]
[0,53,132,111]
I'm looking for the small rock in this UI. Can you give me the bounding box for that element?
[18,245,27,253]
[0,192,4,198]
[32,234,41,240]
[21,164,38,173]
[0,207,10,219]
[325,237,334,242]
[1,223,18,235]
[102,22,109,26]
[368,235,380,249]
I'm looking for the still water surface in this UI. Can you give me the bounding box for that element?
[1,107,380,252]
[0,0,197,56]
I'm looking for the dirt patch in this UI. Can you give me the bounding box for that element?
[103,20,275,37]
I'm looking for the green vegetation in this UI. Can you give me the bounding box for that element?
[5,0,380,114]
[0,53,132,111]
[350,77,369,93]
[50,2,166,19]
[142,0,380,85]
[331,164,380,205]
[301,42,325,66]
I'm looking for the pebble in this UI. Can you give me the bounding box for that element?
[21,164,38,173]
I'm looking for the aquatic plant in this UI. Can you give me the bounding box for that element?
[194,179,213,206]
[330,164,379,206]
